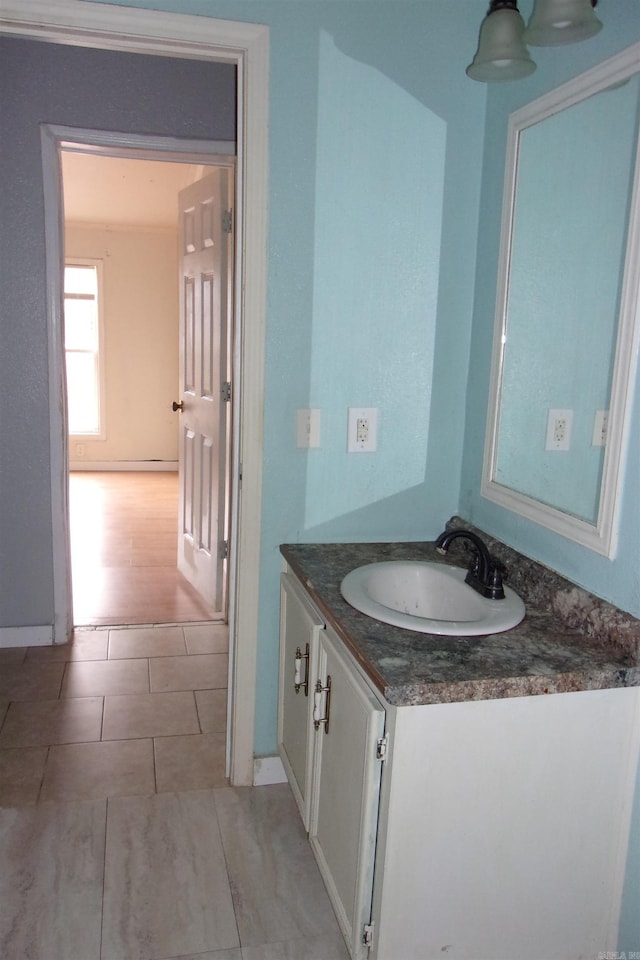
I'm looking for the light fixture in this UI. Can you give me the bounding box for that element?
[524,0,603,46]
[466,1,537,83]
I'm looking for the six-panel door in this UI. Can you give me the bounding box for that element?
[177,168,233,612]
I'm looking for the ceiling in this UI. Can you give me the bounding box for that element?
[61,152,203,228]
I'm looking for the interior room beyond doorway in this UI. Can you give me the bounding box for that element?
[70,471,217,626]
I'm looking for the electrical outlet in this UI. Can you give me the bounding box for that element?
[348,407,377,452]
[356,417,369,445]
[592,409,608,447]
[296,409,320,448]
[75,443,86,458]
[545,409,573,451]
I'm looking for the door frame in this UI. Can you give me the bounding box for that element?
[0,0,269,787]
[55,135,235,611]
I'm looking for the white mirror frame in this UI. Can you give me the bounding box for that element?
[482,41,640,558]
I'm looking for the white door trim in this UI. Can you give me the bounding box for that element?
[41,127,235,613]
[0,0,269,787]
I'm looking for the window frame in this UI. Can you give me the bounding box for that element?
[64,257,106,441]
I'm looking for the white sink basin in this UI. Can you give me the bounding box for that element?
[340,561,525,636]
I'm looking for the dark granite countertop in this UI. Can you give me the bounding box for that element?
[280,524,640,707]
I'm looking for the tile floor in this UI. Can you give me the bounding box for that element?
[0,624,348,960]
[0,623,229,804]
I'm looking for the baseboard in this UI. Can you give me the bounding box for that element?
[253,756,287,786]
[68,460,178,472]
[0,625,54,648]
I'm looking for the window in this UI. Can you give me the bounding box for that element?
[64,260,104,436]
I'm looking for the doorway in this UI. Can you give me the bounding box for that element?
[4,0,271,785]
[61,150,232,629]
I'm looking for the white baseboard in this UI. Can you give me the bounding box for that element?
[69,460,178,472]
[253,756,287,786]
[0,625,54,648]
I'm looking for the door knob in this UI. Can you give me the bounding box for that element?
[172,400,184,412]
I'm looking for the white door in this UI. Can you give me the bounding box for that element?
[176,168,233,613]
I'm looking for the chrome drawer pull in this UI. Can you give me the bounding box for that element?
[313,676,332,733]
[294,643,310,696]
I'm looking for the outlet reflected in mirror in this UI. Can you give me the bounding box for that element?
[482,43,640,557]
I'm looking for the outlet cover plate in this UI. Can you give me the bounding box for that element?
[545,408,573,451]
[348,407,377,453]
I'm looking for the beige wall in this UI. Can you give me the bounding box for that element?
[65,223,179,463]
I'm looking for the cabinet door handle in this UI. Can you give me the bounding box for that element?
[294,644,310,696]
[313,676,332,734]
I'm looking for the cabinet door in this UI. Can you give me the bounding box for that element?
[309,627,386,960]
[278,572,324,829]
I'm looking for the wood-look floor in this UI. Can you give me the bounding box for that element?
[69,471,218,627]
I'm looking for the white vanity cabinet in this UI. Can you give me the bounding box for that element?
[278,566,640,960]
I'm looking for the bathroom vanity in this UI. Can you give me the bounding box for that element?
[278,527,640,960]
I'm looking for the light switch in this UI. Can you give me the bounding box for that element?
[592,410,608,447]
[296,409,320,448]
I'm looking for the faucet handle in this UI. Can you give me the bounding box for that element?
[467,552,481,576]
[487,558,506,600]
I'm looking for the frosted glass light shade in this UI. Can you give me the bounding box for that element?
[524,0,603,46]
[467,7,537,83]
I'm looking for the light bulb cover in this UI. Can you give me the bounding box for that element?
[467,5,537,82]
[524,0,603,46]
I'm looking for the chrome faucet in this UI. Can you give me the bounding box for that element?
[434,528,505,600]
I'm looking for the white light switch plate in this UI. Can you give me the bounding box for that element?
[296,408,320,448]
[592,409,608,447]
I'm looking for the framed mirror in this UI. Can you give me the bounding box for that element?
[482,42,640,557]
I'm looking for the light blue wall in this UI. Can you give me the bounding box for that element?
[304,29,445,535]
[459,3,640,952]
[259,0,486,754]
